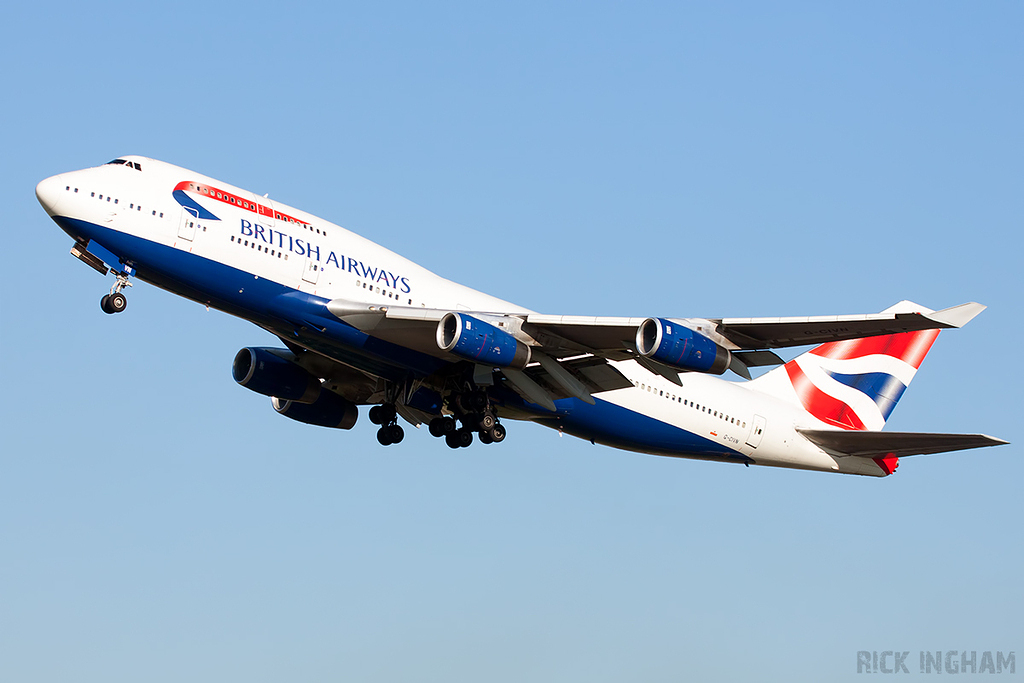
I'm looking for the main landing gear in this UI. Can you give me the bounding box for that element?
[100,271,132,315]
[427,390,506,449]
[368,390,508,449]
[369,403,405,446]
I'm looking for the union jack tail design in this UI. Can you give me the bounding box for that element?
[749,303,941,431]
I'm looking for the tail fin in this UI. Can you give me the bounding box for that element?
[748,302,942,431]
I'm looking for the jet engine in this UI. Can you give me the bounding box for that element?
[232,347,322,403]
[272,392,358,429]
[436,312,531,369]
[636,318,731,375]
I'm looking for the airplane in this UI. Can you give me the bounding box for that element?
[35,156,1007,477]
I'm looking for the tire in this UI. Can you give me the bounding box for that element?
[445,432,460,449]
[376,427,392,446]
[369,405,383,425]
[478,413,496,431]
[109,292,127,313]
[456,428,473,448]
[441,416,457,435]
[100,295,114,314]
[428,418,445,437]
[387,424,404,444]
[471,392,488,412]
[478,430,493,445]
[489,424,506,443]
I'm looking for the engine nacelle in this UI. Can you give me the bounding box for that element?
[232,347,321,403]
[272,393,358,430]
[636,318,731,375]
[436,312,531,369]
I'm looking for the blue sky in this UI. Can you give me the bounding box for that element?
[2,2,1021,681]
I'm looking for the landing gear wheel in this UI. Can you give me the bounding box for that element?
[478,412,496,431]
[456,428,473,448]
[369,404,397,425]
[386,424,404,444]
[488,423,506,443]
[429,417,456,438]
[100,294,113,314]
[108,291,127,313]
[376,426,393,445]
[445,432,461,449]
[478,430,494,445]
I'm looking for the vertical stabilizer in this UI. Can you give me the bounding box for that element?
[747,302,941,431]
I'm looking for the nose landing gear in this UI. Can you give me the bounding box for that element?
[100,271,133,314]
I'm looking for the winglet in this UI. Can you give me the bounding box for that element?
[926,302,987,328]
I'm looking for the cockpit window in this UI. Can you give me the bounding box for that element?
[105,159,142,171]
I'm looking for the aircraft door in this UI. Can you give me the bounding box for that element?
[178,207,199,241]
[256,196,275,228]
[302,256,321,285]
[746,414,767,448]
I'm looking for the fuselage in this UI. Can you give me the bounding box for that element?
[36,156,869,475]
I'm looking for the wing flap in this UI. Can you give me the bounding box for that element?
[798,429,1008,458]
[519,355,633,403]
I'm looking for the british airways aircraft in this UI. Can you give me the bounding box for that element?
[36,156,1007,476]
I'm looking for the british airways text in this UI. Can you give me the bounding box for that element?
[240,219,411,293]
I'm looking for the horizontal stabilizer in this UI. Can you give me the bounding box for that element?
[798,429,1008,458]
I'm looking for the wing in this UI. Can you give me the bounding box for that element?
[324,299,984,410]
[523,301,986,353]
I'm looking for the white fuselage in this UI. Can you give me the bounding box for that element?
[38,156,862,475]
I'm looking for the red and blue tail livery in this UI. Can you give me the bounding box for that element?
[35,156,1008,476]
[774,322,940,431]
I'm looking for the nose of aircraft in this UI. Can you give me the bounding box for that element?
[35,174,65,215]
